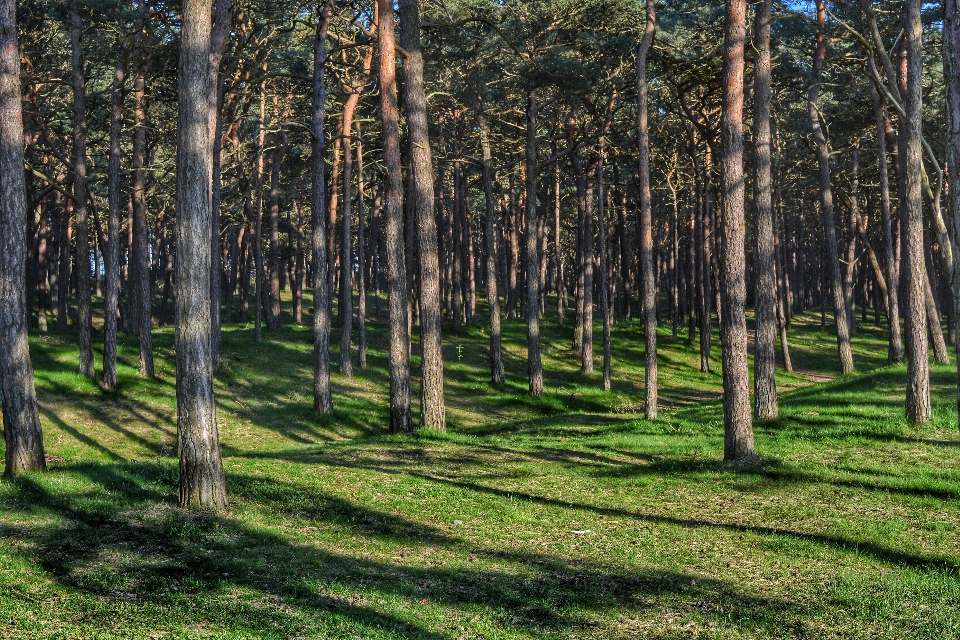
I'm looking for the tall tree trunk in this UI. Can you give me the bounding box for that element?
[943,0,960,432]
[809,0,854,375]
[902,0,930,423]
[637,0,657,417]
[356,122,368,369]
[70,6,93,379]
[312,1,334,414]
[581,172,595,374]
[208,0,232,369]
[131,37,154,376]
[526,90,543,397]
[176,0,228,511]
[103,43,129,390]
[267,114,288,331]
[720,0,756,462]
[36,195,49,332]
[869,79,904,362]
[753,0,777,419]
[1,0,46,475]
[598,152,612,392]
[475,96,505,384]
[378,0,412,431]
[554,162,565,327]
[399,0,444,429]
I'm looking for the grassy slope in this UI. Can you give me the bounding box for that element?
[1,299,958,639]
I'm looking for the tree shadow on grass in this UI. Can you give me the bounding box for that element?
[2,462,809,638]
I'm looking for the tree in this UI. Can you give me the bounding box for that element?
[378,0,413,431]
[808,0,854,375]
[945,0,960,433]
[526,89,543,397]
[70,5,94,380]
[752,0,777,419]
[103,29,130,390]
[901,0,929,424]
[312,0,334,415]
[175,0,227,511]
[1,0,46,476]
[719,0,755,462]
[400,0,445,430]
[637,0,656,418]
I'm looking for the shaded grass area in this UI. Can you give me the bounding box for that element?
[2,299,959,638]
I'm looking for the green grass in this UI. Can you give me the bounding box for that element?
[1,296,959,638]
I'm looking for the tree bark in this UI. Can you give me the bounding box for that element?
[475,96,505,384]
[378,0,412,431]
[901,0,930,423]
[868,79,904,362]
[70,6,93,380]
[637,0,657,416]
[1,0,46,475]
[398,0,444,429]
[176,0,228,511]
[720,0,756,462]
[526,90,543,397]
[312,1,334,414]
[131,39,154,377]
[208,0,232,368]
[943,0,960,433]
[752,0,777,419]
[809,0,854,375]
[356,122,368,369]
[103,41,129,390]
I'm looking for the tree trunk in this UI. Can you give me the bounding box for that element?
[720,0,756,462]
[70,7,93,379]
[752,0,777,419]
[526,90,543,397]
[208,0,232,369]
[901,0,930,423]
[175,0,228,511]
[809,0,854,375]
[867,80,902,364]
[1,0,46,475]
[378,0,412,431]
[267,113,287,331]
[399,0,444,429]
[637,0,657,416]
[475,96,505,384]
[103,42,129,390]
[943,0,960,433]
[356,122,368,369]
[131,40,154,377]
[312,1,334,414]
[598,153,612,392]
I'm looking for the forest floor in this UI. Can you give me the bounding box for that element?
[1,297,959,639]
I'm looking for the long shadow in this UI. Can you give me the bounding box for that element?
[38,405,126,462]
[393,472,958,574]
[2,465,807,637]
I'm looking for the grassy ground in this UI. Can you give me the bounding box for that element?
[1,297,958,639]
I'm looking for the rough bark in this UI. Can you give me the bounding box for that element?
[752,0,777,420]
[398,0,444,429]
[356,122,367,369]
[869,79,904,362]
[526,90,543,397]
[378,0,412,431]
[312,0,334,414]
[901,0,930,424]
[70,7,93,380]
[208,0,232,368]
[637,0,657,417]
[131,39,154,376]
[176,0,228,511]
[720,0,755,462]
[475,96,505,384]
[809,0,854,375]
[944,0,960,432]
[0,0,46,476]
[103,42,129,390]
